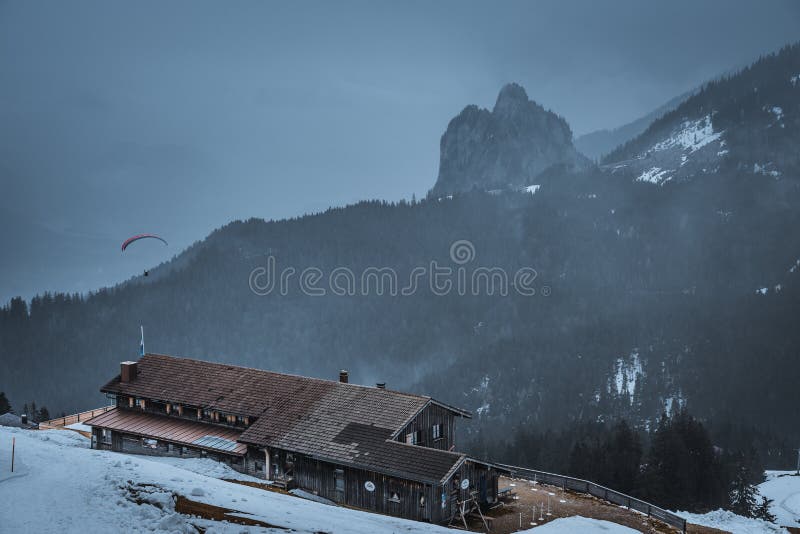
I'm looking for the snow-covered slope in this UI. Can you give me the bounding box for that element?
[0,426,644,534]
[603,43,800,185]
[671,471,800,534]
[0,427,458,534]
[605,114,727,186]
[676,509,787,534]
[761,471,800,528]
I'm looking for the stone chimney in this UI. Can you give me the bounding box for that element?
[339,370,349,384]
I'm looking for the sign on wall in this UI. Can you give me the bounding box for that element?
[460,478,470,490]
[364,481,375,492]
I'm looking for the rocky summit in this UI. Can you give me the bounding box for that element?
[430,83,591,196]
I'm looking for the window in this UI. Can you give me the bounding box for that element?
[134,398,142,408]
[405,431,418,445]
[432,423,442,440]
[334,469,344,493]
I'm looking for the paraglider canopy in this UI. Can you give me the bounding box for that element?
[121,234,168,252]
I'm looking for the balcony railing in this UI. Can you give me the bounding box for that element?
[115,399,254,430]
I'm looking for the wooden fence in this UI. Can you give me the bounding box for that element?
[38,406,114,429]
[497,463,687,533]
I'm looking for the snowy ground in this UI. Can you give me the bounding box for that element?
[671,471,800,533]
[527,516,638,533]
[65,421,92,432]
[760,471,800,528]
[676,509,787,534]
[0,426,636,533]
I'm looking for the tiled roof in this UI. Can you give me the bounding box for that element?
[84,407,247,455]
[99,353,467,483]
[101,353,430,419]
[240,387,465,483]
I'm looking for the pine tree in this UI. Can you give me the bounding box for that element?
[729,464,758,517]
[606,420,642,494]
[753,496,776,523]
[0,392,11,414]
[36,406,50,423]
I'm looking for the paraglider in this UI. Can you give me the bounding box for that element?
[121,234,168,276]
[121,234,168,252]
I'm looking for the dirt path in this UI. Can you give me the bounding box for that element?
[474,477,727,534]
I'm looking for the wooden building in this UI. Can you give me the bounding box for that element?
[86,353,505,524]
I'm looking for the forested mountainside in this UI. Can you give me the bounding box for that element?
[603,43,800,184]
[3,43,800,469]
[574,89,695,160]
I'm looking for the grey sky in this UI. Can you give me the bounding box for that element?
[1,0,799,302]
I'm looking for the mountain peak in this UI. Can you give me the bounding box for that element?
[493,82,530,114]
[431,83,590,196]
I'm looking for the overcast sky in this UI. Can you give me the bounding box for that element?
[1,0,799,302]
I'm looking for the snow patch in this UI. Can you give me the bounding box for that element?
[611,351,642,401]
[525,184,541,194]
[664,394,685,417]
[754,163,781,177]
[637,167,672,185]
[652,115,722,154]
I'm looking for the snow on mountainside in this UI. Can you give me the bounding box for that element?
[575,89,697,161]
[603,43,800,184]
[675,472,800,533]
[614,114,725,185]
[0,426,643,534]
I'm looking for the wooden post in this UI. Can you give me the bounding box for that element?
[11,437,15,472]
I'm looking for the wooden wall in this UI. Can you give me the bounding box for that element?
[396,403,456,450]
[288,451,438,522]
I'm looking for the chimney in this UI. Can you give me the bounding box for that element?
[376,382,386,389]
[21,414,28,425]
[121,361,138,383]
[339,370,349,384]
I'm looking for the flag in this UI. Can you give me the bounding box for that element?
[139,325,145,357]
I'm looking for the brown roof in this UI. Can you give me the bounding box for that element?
[85,407,247,456]
[101,353,432,419]
[99,353,469,483]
